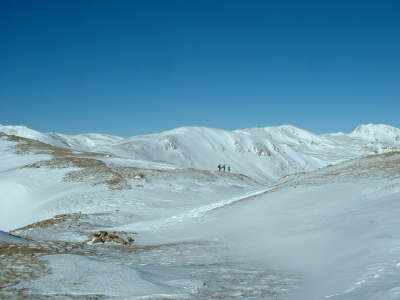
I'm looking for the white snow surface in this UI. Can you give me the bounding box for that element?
[349,124,400,143]
[18,254,196,298]
[201,180,400,300]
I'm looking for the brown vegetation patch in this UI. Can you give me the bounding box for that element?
[13,213,88,232]
[5,134,107,158]
[0,239,92,296]
[365,151,400,159]
[290,151,400,187]
[0,251,49,292]
[63,165,131,189]
[26,156,106,169]
[113,241,207,253]
[0,243,53,256]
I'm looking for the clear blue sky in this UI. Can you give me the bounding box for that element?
[1,0,399,136]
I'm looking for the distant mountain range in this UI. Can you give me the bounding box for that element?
[1,123,400,181]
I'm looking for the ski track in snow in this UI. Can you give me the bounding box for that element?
[115,187,274,232]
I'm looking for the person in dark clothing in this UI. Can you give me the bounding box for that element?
[218,164,221,171]
[227,166,231,172]
[222,164,226,172]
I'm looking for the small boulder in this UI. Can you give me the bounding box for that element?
[86,231,135,245]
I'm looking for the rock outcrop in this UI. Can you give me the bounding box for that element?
[86,231,135,245]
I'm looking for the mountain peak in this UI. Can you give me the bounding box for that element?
[350,123,400,142]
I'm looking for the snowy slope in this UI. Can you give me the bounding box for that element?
[0,231,23,243]
[1,123,400,181]
[0,124,123,150]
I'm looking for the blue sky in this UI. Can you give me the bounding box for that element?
[1,0,399,136]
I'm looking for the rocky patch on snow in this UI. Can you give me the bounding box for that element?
[86,231,135,245]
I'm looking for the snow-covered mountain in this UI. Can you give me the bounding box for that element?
[0,124,124,149]
[1,123,400,181]
[349,123,400,143]
[1,123,400,299]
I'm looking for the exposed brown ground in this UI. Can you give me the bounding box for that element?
[0,237,92,298]
[5,134,107,158]
[12,213,91,232]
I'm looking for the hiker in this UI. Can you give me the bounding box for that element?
[218,164,222,171]
[227,166,231,172]
[222,164,226,172]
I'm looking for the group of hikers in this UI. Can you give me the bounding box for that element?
[217,164,231,172]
